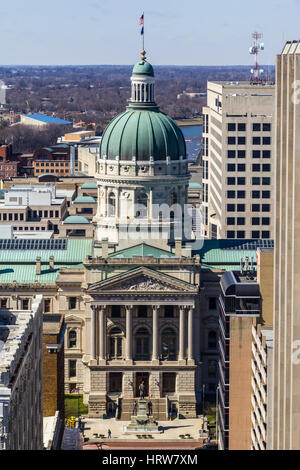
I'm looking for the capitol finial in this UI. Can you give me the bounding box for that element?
[141,49,146,62]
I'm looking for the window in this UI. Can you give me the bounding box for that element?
[263,150,271,158]
[0,298,7,308]
[209,297,217,310]
[237,164,245,172]
[208,331,217,349]
[252,164,260,172]
[227,231,235,238]
[69,297,77,310]
[262,217,270,225]
[164,306,174,318]
[136,192,148,218]
[252,150,261,158]
[162,373,176,393]
[108,192,116,217]
[237,191,245,198]
[237,218,245,225]
[68,330,77,349]
[263,123,271,131]
[252,204,260,212]
[138,305,147,318]
[135,328,150,360]
[262,191,270,198]
[252,177,260,185]
[109,327,123,359]
[227,191,235,198]
[252,218,260,225]
[227,177,235,185]
[22,299,29,310]
[253,123,261,131]
[228,150,236,158]
[237,177,245,185]
[237,230,245,238]
[227,164,235,171]
[227,217,235,225]
[69,360,76,378]
[208,360,218,378]
[227,204,235,212]
[263,137,271,145]
[44,299,51,313]
[238,150,246,158]
[111,305,121,318]
[109,372,122,393]
[161,328,177,360]
[228,123,236,131]
[252,190,260,199]
[253,137,261,145]
[262,177,271,185]
[252,231,260,239]
[238,123,246,131]
[237,204,245,212]
[262,164,271,172]
[238,137,246,145]
[228,137,236,145]
[262,204,270,212]
[262,231,270,239]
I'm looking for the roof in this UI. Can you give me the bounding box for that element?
[132,60,154,77]
[100,108,186,162]
[73,196,96,204]
[109,243,175,259]
[23,114,73,125]
[189,182,202,189]
[63,216,90,224]
[81,182,97,189]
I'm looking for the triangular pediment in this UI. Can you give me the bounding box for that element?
[87,266,197,294]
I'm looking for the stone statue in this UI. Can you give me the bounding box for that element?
[133,400,138,415]
[139,381,145,398]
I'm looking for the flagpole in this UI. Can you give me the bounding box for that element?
[143,11,145,52]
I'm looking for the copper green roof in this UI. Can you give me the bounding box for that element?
[73,196,96,204]
[81,182,97,189]
[63,216,90,224]
[132,60,154,77]
[109,243,175,259]
[189,182,202,189]
[100,108,186,161]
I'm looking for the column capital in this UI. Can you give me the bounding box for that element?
[152,305,160,311]
[126,305,134,312]
[98,304,107,311]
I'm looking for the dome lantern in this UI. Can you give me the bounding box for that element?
[130,50,155,106]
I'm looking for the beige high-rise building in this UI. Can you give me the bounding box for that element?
[203,81,275,240]
[272,40,300,450]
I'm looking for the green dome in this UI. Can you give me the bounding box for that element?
[100,108,186,161]
[132,60,154,77]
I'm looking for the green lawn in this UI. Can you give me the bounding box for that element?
[65,394,88,418]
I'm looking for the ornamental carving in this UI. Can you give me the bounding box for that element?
[106,275,172,292]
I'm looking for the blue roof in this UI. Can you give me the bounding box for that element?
[24,114,73,125]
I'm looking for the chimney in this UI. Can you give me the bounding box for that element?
[36,257,41,275]
[49,256,54,270]
[102,238,108,259]
[175,238,182,258]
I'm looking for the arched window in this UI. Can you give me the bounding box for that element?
[208,331,217,350]
[68,330,77,349]
[108,192,116,217]
[109,327,123,359]
[136,192,148,218]
[208,360,218,378]
[161,327,177,361]
[170,192,177,206]
[135,328,150,360]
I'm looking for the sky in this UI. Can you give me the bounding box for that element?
[0,0,300,66]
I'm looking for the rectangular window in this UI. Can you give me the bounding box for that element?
[237,204,245,212]
[109,372,122,393]
[262,177,271,185]
[252,177,260,185]
[238,150,246,158]
[44,299,51,313]
[262,191,271,198]
[262,231,270,239]
[227,164,235,172]
[238,136,246,145]
[237,191,245,198]
[163,373,176,393]
[237,177,245,185]
[252,231,260,239]
[237,218,245,225]
[262,217,270,225]
[111,305,121,318]
[138,305,147,318]
[237,164,245,172]
[228,137,236,145]
[252,204,260,212]
[238,123,246,131]
[253,150,261,158]
[227,177,236,185]
[228,150,236,158]
[69,297,77,310]
[252,164,260,172]
[227,231,235,239]
[227,204,235,212]
[252,218,260,225]
[253,137,261,145]
[237,231,245,238]
[262,204,270,212]
[253,123,261,131]
[263,150,271,158]
[252,191,260,199]
[164,306,174,318]
[227,217,235,225]
[209,297,217,310]
[228,123,236,131]
[262,164,271,172]
[22,299,29,310]
[69,360,76,378]
[0,298,7,308]
[263,137,271,145]
[227,191,235,198]
[263,123,271,131]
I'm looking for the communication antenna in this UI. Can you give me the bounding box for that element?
[249,32,264,84]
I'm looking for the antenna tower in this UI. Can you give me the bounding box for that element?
[249,32,264,84]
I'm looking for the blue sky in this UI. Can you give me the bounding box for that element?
[0,0,299,65]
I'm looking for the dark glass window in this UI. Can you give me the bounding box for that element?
[252,177,260,185]
[238,150,246,158]
[262,164,271,171]
[252,164,260,172]
[237,164,245,171]
[227,231,235,239]
[69,297,77,310]
[253,137,261,145]
[237,218,245,225]
[263,123,271,131]
[262,217,270,225]
[209,297,217,310]
[252,218,260,225]
[238,137,246,145]
[252,191,260,199]
[237,191,245,198]
[138,306,147,318]
[262,177,271,185]
[227,164,235,171]
[237,204,245,212]
[227,217,235,225]
[164,306,174,318]
[262,191,271,198]
[237,231,245,238]
[227,177,236,185]
[162,373,176,393]
[228,137,236,145]
[263,137,271,145]
[228,123,236,131]
[262,231,270,239]
[252,150,261,158]
[208,331,217,349]
[227,191,235,198]
[237,177,245,185]
[238,123,246,131]
[69,360,76,378]
[111,305,121,318]
[253,123,261,131]
[252,231,260,239]
[228,150,236,158]
[227,204,235,212]
[262,204,270,212]
[263,150,271,158]
[252,204,260,212]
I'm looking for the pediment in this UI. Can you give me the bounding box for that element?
[65,314,85,324]
[87,267,197,294]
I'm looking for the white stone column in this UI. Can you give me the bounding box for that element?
[188,307,194,363]
[126,305,133,361]
[179,306,186,362]
[91,306,97,359]
[98,305,106,363]
[152,305,159,362]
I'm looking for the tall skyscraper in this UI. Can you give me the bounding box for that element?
[203,81,275,240]
[272,40,300,450]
